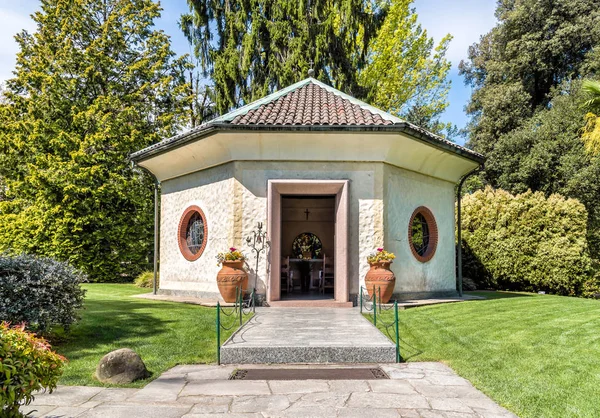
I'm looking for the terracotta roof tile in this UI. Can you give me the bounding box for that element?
[231,82,394,126]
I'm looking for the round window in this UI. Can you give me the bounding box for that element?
[178,206,208,261]
[408,206,438,262]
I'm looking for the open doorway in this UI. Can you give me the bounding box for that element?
[280,195,335,300]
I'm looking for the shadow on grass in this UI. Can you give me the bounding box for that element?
[465,291,535,300]
[53,298,175,361]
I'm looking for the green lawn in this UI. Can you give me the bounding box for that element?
[369,292,600,418]
[53,284,244,387]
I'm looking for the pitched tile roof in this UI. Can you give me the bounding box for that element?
[230,82,393,126]
[130,77,485,163]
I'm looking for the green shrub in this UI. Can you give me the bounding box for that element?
[0,254,86,333]
[134,271,158,288]
[0,323,66,417]
[461,187,593,296]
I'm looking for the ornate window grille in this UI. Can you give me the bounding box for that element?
[178,206,208,261]
[408,206,438,263]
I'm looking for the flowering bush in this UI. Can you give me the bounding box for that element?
[216,247,245,265]
[367,248,396,264]
[0,254,86,333]
[0,323,66,416]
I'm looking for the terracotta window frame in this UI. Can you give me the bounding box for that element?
[408,206,438,263]
[178,205,208,262]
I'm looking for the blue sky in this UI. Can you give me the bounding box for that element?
[0,0,497,143]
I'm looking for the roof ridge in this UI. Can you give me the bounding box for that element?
[208,77,404,125]
[211,78,314,124]
[306,78,404,124]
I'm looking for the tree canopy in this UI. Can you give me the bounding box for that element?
[459,0,600,260]
[460,0,600,156]
[0,0,189,281]
[181,0,388,113]
[360,0,452,134]
[581,79,600,155]
[181,0,453,135]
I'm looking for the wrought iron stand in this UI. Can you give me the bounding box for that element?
[245,222,270,299]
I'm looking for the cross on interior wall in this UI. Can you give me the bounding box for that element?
[304,208,310,220]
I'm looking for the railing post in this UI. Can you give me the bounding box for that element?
[360,287,363,313]
[216,302,221,365]
[378,287,382,313]
[394,300,400,363]
[239,286,243,326]
[373,288,377,327]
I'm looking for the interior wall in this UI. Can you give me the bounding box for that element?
[281,197,335,259]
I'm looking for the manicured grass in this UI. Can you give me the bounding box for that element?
[53,284,246,387]
[368,292,600,418]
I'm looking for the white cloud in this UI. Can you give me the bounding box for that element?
[413,0,497,67]
[0,4,38,83]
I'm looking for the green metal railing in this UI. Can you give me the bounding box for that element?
[216,287,255,365]
[360,285,401,363]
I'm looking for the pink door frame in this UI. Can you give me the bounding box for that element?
[267,180,349,303]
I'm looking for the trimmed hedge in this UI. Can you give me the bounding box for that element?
[0,254,86,332]
[461,187,593,296]
[0,323,66,416]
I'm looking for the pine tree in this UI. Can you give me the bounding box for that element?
[0,0,190,281]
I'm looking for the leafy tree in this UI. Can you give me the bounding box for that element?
[581,79,600,155]
[484,81,600,257]
[360,0,452,134]
[181,0,389,113]
[0,0,190,281]
[460,0,600,157]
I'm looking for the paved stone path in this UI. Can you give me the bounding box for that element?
[23,363,517,417]
[220,308,397,363]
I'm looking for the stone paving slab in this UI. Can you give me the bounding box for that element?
[221,308,396,364]
[22,363,517,417]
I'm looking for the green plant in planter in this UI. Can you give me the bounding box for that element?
[0,323,66,417]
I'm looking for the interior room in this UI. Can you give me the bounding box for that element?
[280,195,335,300]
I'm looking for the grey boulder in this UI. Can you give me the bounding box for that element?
[96,348,149,384]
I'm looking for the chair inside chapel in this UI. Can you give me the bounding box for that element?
[320,254,335,294]
[281,256,291,293]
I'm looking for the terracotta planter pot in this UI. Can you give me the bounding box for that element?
[365,261,395,303]
[217,260,248,303]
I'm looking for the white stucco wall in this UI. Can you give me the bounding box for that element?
[384,165,457,296]
[158,160,456,299]
[159,163,237,295]
[235,161,384,296]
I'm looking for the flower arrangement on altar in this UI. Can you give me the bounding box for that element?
[292,233,322,259]
[216,247,245,265]
[367,247,396,264]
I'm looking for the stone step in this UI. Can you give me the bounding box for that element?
[220,307,397,365]
[268,300,353,308]
[220,344,397,364]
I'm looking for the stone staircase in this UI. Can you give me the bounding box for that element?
[220,307,396,364]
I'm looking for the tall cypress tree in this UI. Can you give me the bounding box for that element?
[181,0,388,113]
[0,0,190,281]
